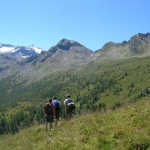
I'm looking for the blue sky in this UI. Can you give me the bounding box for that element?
[0,0,149,51]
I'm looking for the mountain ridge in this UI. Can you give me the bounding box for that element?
[0,32,150,81]
[1,32,150,62]
[97,32,150,54]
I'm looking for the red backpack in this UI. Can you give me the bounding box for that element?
[44,103,53,115]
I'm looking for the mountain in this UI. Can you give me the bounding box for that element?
[0,43,43,61]
[1,33,150,82]
[32,38,95,67]
[0,36,149,95]
[0,39,95,81]
[96,32,150,60]
[1,32,150,63]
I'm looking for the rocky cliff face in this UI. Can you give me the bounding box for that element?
[129,33,150,54]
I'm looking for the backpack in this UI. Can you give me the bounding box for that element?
[44,103,53,115]
[53,100,60,111]
[67,99,76,111]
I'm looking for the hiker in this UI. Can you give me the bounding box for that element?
[44,99,55,131]
[64,95,76,121]
[52,96,60,127]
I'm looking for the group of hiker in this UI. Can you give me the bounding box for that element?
[44,95,76,131]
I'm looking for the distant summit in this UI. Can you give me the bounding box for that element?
[0,44,43,61]
[46,38,93,59]
[129,32,150,54]
[32,38,94,67]
[96,32,150,58]
[56,38,82,50]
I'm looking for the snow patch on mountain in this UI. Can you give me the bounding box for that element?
[0,46,17,53]
[27,45,42,53]
[22,55,30,58]
[0,43,43,61]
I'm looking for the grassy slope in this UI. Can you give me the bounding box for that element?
[72,56,150,109]
[1,98,150,150]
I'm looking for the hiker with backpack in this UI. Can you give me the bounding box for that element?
[64,95,76,121]
[44,99,55,131]
[52,96,60,127]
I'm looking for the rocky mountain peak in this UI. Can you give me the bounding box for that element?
[56,38,82,50]
[129,32,150,54]
[137,32,150,39]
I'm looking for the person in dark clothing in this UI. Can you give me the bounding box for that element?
[52,96,60,127]
[44,99,55,131]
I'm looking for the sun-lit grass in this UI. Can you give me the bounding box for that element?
[1,98,150,150]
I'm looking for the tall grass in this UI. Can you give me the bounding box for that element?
[1,98,150,150]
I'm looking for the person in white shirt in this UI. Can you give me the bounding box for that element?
[64,95,75,121]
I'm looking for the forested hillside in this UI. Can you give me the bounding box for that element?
[1,55,150,134]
